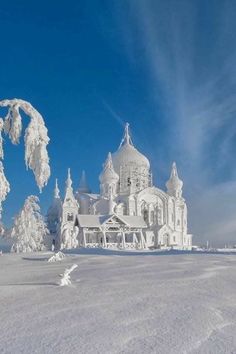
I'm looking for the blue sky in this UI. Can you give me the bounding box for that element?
[0,0,236,246]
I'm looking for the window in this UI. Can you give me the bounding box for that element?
[173,236,176,242]
[150,210,154,224]
[157,208,162,224]
[67,213,74,221]
[143,209,148,223]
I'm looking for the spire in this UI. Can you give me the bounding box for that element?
[63,168,78,208]
[170,162,178,178]
[104,152,113,170]
[99,152,119,184]
[46,178,62,234]
[119,122,134,148]
[99,152,119,198]
[64,168,74,198]
[78,170,90,193]
[54,178,60,199]
[66,168,72,189]
[166,162,183,198]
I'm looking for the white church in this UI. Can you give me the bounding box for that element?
[47,123,192,250]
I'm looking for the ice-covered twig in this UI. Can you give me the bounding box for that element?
[59,264,78,286]
[48,251,65,263]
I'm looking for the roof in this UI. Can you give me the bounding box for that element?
[77,214,147,228]
[79,193,100,200]
[112,144,150,173]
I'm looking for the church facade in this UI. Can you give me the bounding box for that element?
[47,124,192,250]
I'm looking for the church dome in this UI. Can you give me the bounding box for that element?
[99,152,119,184]
[112,123,150,173]
[166,162,183,198]
[100,167,119,183]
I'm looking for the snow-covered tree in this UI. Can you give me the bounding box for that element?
[60,226,79,250]
[10,195,48,253]
[0,99,50,214]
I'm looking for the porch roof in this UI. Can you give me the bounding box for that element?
[77,214,147,228]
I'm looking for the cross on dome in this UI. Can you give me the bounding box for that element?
[171,162,178,177]
[66,168,72,189]
[112,123,150,176]
[119,122,134,148]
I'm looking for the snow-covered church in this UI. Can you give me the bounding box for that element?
[47,123,192,250]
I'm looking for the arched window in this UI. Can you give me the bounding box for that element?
[141,202,149,223]
[67,213,74,221]
[143,209,148,223]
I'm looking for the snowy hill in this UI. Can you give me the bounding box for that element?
[0,250,235,353]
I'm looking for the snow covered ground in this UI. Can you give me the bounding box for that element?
[0,249,235,354]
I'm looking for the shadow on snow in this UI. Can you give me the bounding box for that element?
[63,248,236,257]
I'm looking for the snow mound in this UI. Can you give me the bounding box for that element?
[48,251,65,262]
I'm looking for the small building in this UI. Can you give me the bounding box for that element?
[77,214,147,249]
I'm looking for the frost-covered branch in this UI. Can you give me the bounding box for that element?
[0,99,50,214]
[48,251,65,262]
[0,162,10,214]
[59,264,78,286]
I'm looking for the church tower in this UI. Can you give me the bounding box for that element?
[166,162,183,199]
[62,168,79,226]
[99,152,119,199]
[46,178,62,234]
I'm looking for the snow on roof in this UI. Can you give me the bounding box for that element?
[77,214,147,228]
[77,215,108,227]
[117,215,147,228]
[84,193,100,200]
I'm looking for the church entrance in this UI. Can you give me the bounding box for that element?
[163,233,170,247]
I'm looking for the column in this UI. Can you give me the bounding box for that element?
[83,228,87,247]
[140,230,146,249]
[122,231,126,249]
[102,230,107,248]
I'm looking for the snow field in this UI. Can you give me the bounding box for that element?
[0,251,235,354]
